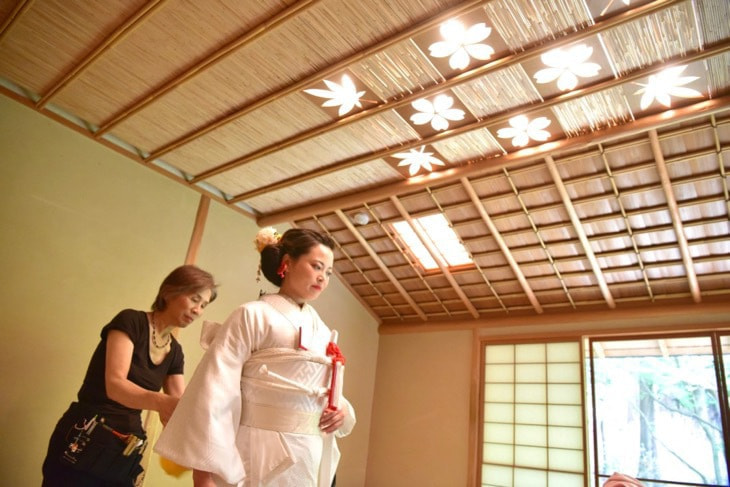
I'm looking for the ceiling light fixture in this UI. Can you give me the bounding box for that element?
[428,20,494,70]
[633,65,703,110]
[496,115,552,147]
[352,211,370,225]
[303,74,365,116]
[600,0,632,17]
[393,145,445,176]
[410,94,465,131]
[533,44,601,91]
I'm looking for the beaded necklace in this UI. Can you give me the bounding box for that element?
[150,312,171,349]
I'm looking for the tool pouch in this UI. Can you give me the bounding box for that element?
[61,414,146,483]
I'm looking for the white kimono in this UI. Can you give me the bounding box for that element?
[154,293,356,487]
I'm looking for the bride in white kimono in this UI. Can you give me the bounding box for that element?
[155,228,355,487]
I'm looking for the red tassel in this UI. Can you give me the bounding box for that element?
[326,342,346,411]
[326,342,345,365]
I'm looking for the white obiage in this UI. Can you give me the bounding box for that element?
[154,293,356,487]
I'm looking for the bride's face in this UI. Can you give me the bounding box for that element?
[279,243,334,304]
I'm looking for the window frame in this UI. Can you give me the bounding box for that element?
[477,329,730,487]
[586,331,730,487]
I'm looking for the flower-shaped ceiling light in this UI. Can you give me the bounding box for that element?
[428,20,494,70]
[633,65,703,110]
[533,44,602,91]
[303,74,365,116]
[496,115,552,147]
[600,0,631,17]
[410,94,465,131]
[393,145,445,176]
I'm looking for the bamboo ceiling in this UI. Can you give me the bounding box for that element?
[1,0,729,327]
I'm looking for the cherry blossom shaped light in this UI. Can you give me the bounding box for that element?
[496,115,552,148]
[303,74,365,116]
[601,0,631,16]
[533,44,601,91]
[393,146,445,176]
[410,94,465,131]
[428,20,494,70]
[633,65,703,110]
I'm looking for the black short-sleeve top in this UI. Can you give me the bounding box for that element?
[76,309,184,428]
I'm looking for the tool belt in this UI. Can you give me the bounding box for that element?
[60,413,146,483]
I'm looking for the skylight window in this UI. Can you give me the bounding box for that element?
[393,214,473,271]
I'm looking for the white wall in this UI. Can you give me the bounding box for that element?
[365,330,473,486]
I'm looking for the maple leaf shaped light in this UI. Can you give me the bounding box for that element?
[410,94,465,131]
[633,65,703,110]
[533,44,601,91]
[496,115,551,147]
[393,146,445,176]
[428,20,494,70]
[304,74,366,116]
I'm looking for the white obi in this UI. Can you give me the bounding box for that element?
[240,348,332,435]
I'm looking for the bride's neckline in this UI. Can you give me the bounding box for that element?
[273,292,306,310]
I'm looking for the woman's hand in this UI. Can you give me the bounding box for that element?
[193,469,216,487]
[319,407,346,433]
[158,394,179,426]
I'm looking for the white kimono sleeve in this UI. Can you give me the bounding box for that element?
[154,305,253,485]
[336,397,356,438]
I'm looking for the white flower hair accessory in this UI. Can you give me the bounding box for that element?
[254,227,281,253]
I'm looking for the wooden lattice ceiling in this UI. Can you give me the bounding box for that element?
[1,0,728,327]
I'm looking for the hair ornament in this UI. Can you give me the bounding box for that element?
[254,227,281,253]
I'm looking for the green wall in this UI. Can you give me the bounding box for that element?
[0,95,378,486]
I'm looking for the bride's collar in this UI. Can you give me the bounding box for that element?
[266,292,306,310]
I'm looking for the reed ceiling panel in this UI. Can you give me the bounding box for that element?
[2,0,729,327]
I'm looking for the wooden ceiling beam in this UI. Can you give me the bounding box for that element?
[334,209,427,321]
[257,95,730,226]
[710,115,730,218]
[183,195,210,265]
[94,0,320,138]
[191,0,682,183]
[546,155,615,308]
[461,177,542,314]
[231,41,730,203]
[390,196,480,318]
[378,301,730,335]
[0,0,34,44]
[36,0,169,109]
[146,0,487,161]
[648,129,702,303]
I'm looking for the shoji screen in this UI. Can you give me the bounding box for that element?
[481,341,585,487]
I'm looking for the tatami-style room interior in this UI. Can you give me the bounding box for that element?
[1,0,729,486]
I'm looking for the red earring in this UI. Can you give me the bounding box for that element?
[277,262,287,279]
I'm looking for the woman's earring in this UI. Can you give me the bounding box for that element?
[277,262,287,279]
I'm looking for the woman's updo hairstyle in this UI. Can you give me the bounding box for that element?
[152,265,218,311]
[259,228,334,287]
